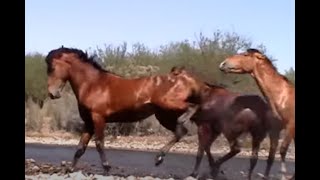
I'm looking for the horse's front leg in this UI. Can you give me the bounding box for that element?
[92,113,111,174]
[70,127,93,172]
[155,125,187,166]
[69,107,94,173]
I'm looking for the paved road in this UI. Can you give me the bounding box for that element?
[25,143,295,180]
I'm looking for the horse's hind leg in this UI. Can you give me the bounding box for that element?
[190,124,218,178]
[92,113,110,174]
[263,129,280,179]
[213,136,241,175]
[155,125,187,166]
[248,135,265,180]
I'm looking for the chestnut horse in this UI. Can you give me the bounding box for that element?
[219,49,295,180]
[45,47,204,173]
[159,67,282,180]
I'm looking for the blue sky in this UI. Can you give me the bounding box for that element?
[25,0,295,73]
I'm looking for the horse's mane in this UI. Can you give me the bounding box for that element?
[246,48,291,83]
[45,46,109,73]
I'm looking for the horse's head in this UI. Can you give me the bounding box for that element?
[45,46,72,99]
[219,48,267,74]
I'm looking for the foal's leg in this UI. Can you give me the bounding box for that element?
[263,129,280,179]
[155,125,187,166]
[190,124,218,178]
[279,122,295,180]
[92,113,111,173]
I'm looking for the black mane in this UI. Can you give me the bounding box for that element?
[246,48,276,68]
[45,46,108,73]
[246,48,262,54]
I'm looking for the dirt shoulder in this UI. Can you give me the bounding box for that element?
[25,132,295,160]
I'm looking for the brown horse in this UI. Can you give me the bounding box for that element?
[219,49,295,180]
[45,47,204,173]
[189,84,282,180]
[158,67,283,180]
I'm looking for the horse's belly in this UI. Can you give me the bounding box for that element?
[106,104,155,123]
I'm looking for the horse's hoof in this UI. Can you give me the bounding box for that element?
[102,166,111,175]
[155,155,164,166]
[102,162,111,174]
[210,166,220,178]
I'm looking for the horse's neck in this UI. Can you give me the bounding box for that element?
[68,63,103,99]
[252,62,287,106]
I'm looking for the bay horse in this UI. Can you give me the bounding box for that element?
[219,49,295,180]
[160,67,283,180]
[44,47,204,173]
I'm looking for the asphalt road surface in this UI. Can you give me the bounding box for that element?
[25,143,295,180]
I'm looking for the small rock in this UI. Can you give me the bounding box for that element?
[184,176,197,180]
[257,173,265,178]
[32,165,40,172]
[61,161,67,166]
[29,158,35,163]
[103,176,114,180]
[142,176,154,180]
[240,171,245,176]
[70,171,86,179]
[50,174,60,180]
[64,173,71,179]
[127,175,136,180]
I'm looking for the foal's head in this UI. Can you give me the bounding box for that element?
[219,49,271,74]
